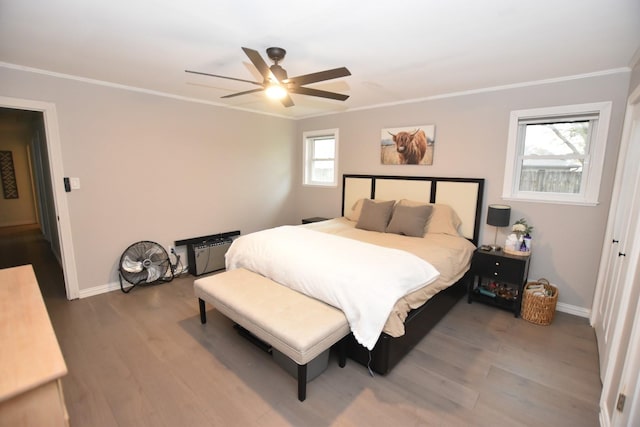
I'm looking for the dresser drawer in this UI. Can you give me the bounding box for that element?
[471,252,527,284]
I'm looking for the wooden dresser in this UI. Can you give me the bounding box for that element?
[0,265,69,426]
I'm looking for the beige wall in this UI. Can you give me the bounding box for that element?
[0,65,631,310]
[0,67,297,291]
[295,72,630,312]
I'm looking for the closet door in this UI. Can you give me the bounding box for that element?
[592,99,640,377]
[611,279,640,426]
[592,88,640,424]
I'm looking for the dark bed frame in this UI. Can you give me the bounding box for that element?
[340,174,485,374]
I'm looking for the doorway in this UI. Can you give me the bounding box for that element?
[0,96,79,299]
[0,108,58,292]
[0,109,39,228]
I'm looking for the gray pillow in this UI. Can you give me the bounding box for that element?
[386,204,433,237]
[355,199,396,232]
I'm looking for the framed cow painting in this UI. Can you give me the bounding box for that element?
[381,125,435,165]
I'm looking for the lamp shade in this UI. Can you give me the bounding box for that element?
[487,204,511,227]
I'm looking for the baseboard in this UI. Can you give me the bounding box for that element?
[79,278,592,320]
[78,281,121,298]
[0,220,38,227]
[556,301,591,318]
[78,267,190,299]
[599,404,610,427]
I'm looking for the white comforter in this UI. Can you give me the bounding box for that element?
[225,226,440,350]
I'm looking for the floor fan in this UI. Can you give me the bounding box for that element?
[118,240,173,293]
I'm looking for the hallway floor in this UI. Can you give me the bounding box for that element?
[0,224,67,299]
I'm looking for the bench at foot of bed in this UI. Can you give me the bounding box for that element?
[194,268,350,401]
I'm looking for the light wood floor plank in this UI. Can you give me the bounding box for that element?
[478,365,600,427]
[417,330,494,384]
[494,341,601,404]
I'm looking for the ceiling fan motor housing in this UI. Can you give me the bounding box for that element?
[270,64,287,81]
[266,47,286,63]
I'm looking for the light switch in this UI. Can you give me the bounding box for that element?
[70,177,81,190]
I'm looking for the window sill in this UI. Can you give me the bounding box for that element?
[502,195,599,207]
[302,183,338,188]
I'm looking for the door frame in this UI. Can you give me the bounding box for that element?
[0,96,79,300]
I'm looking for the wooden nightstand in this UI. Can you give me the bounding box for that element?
[467,248,530,317]
[302,217,329,224]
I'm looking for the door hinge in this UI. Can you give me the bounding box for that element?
[616,393,626,412]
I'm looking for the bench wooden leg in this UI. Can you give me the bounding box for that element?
[199,298,207,324]
[338,337,347,368]
[297,364,307,402]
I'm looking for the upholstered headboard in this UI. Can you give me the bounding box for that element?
[341,174,485,245]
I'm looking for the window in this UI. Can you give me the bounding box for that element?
[503,102,611,205]
[303,129,338,187]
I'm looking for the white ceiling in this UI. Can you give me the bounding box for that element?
[1,0,639,119]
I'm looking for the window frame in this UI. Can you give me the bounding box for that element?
[502,102,612,206]
[303,128,339,187]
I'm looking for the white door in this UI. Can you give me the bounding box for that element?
[593,181,630,376]
[592,87,640,423]
[607,171,640,425]
[611,264,640,426]
[592,95,640,376]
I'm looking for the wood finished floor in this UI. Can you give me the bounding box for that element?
[1,225,602,426]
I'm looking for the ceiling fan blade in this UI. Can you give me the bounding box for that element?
[221,88,265,99]
[241,47,272,81]
[185,70,262,86]
[280,94,294,108]
[288,67,351,86]
[289,86,349,101]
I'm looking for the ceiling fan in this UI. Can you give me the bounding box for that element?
[186,47,351,107]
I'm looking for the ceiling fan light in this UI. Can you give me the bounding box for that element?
[265,84,287,100]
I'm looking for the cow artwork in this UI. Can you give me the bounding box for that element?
[381,125,435,165]
[389,129,427,164]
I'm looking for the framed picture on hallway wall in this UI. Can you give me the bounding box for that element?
[381,125,435,165]
[0,150,19,199]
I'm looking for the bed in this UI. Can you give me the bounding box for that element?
[228,174,484,375]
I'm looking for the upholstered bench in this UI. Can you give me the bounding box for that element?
[194,268,350,401]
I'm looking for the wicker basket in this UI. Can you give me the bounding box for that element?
[521,278,558,325]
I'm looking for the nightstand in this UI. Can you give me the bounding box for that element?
[302,217,329,224]
[467,248,530,317]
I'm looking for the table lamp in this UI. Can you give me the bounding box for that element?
[487,204,511,251]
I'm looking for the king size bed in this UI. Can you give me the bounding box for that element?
[224,174,484,375]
